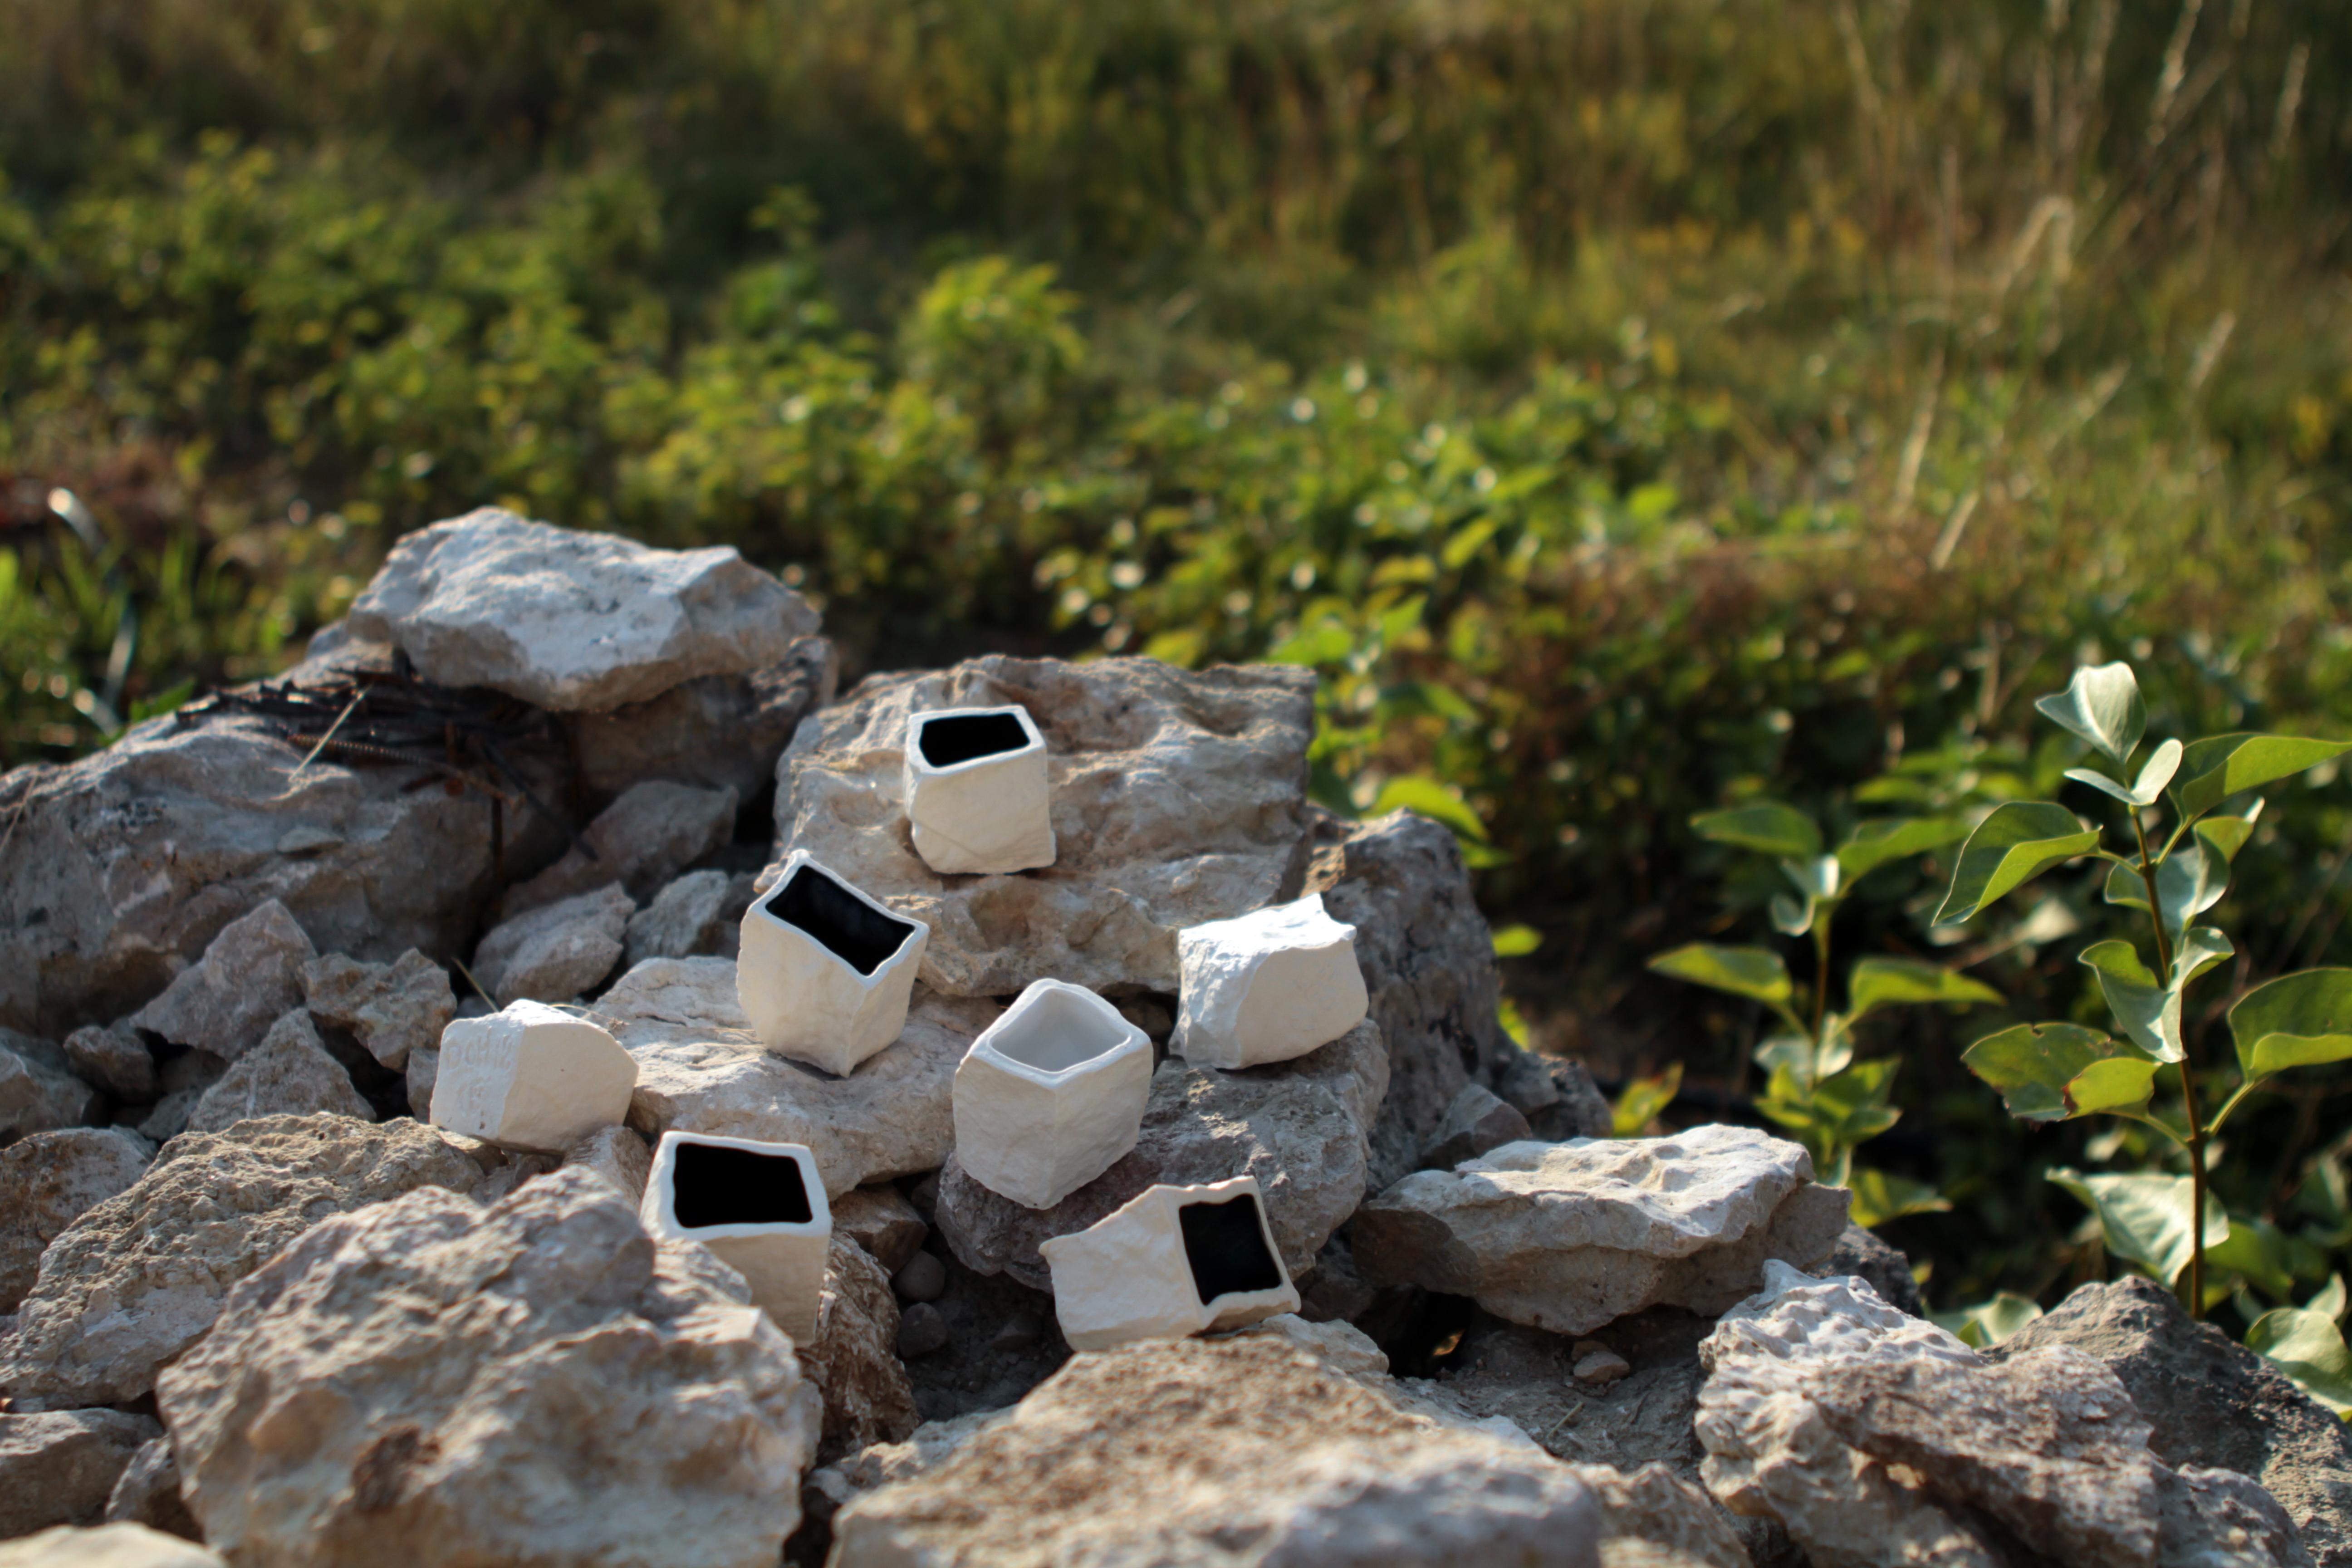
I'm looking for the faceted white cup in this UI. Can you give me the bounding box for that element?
[902,704,1056,875]
[1038,1175,1299,1351]
[640,1129,833,1343]
[430,999,638,1154]
[1172,893,1369,1069]
[953,979,1152,1209]
[737,850,929,1076]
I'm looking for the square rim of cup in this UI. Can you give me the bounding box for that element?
[644,1128,833,1243]
[905,703,1048,777]
[966,977,1151,1088]
[748,848,927,981]
[1161,1175,1294,1315]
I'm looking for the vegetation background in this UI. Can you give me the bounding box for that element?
[4,0,2351,1328]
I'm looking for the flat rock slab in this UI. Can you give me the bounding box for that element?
[1354,1126,1851,1335]
[588,956,1000,1197]
[935,1018,1388,1292]
[0,1127,154,1313]
[346,507,819,712]
[0,1411,162,1538]
[157,1169,820,1568]
[770,655,1317,997]
[0,1114,487,1410]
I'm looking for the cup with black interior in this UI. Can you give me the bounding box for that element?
[901,703,1056,875]
[734,849,931,1076]
[640,1130,833,1342]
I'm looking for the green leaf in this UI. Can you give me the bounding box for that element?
[2103,847,2238,944]
[1691,802,1822,860]
[1847,957,2000,1020]
[1646,945,1794,1008]
[1962,1022,2158,1121]
[1372,775,1489,842]
[2229,969,2352,1078]
[2079,940,2184,1063]
[1847,1166,1951,1229]
[1611,1063,1682,1137]
[2246,1308,2352,1417]
[1769,892,1814,937]
[1933,803,2099,925]
[2104,859,2152,913]
[2063,736,2183,808]
[1783,855,1842,901]
[2174,734,2352,821]
[2195,803,2263,865]
[1754,1029,1852,1086]
[1270,621,1355,666]
[1931,1293,2045,1349]
[1491,924,1542,958]
[1834,816,1970,881]
[2173,926,2234,987]
[2048,1169,2229,1284]
[2207,1215,2303,1301]
[2310,1275,2348,1321]
[2035,662,2146,764]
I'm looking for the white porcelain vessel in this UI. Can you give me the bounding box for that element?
[736,850,929,1075]
[640,1130,833,1342]
[1172,893,1369,1069]
[429,1000,638,1153]
[902,704,1056,875]
[1038,1175,1299,1350]
[953,979,1152,1209]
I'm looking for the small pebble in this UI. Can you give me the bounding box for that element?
[897,1302,949,1359]
[893,1250,947,1303]
[989,1312,1042,1353]
[1572,1346,1631,1386]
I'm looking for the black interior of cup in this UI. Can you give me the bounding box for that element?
[919,710,1033,768]
[763,864,916,976]
[1179,1193,1284,1303]
[669,1140,814,1229]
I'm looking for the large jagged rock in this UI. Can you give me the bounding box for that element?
[0,1411,163,1537]
[0,1127,153,1312]
[346,508,819,713]
[573,637,838,805]
[623,870,745,969]
[827,1333,1603,1568]
[935,1018,1387,1292]
[302,949,454,1073]
[770,655,1318,997]
[127,900,314,1060]
[0,1115,487,1409]
[103,1439,200,1542]
[1996,1275,2352,1565]
[0,1031,99,1144]
[561,1123,653,1205]
[157,1169,821,1568]
[799,1235,920,1464]
[471,884,634,1006]
[588,957,999,1197]
[63,1025,154,1100]
[183,1011,372,1134]
[833,1186,928,1276]
[0,1526,221,1567]
[1354,1127,1851,1336]
[499,780,739,918]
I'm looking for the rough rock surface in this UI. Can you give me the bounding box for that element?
[833,1186,928,1277]
[562,1123,653,1204]
[1421,1082,1533,1171]
[623,869,750,969]
[301,949,453,1072]
[127,900,315,1060]
[500,780,739,917]
[0,1525,222,1567]
[103,1439,200,1542]
[799,1235,921,1464]
[183,1011,372,1134]
[0,1410,163,1537]
[0,1127,153,1312]
[573,637,838,805]
[0,1031,100,1144]
[132,1051,224,1144]
[62,1025,154,1100]
[471,883,633,1006]
[1996,1274,2352,1565]
[935,1018,1388,1291]
[771,655,1318,998]
[1356,1127,1851,1335]
[588,957,1000,1196]
[827,1333,1602,1568]
[1568,1462,1749,1568]
[157,1168,821,1568]
[1818,1223,1923,1317]
[345,507,820,711]
[0,1114,486,1409]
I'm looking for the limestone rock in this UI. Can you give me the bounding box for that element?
[563,1123,653,1204]
[132,1051,224,1144]
[127,900,314,1060]
[1818,1223,1923,1317]
[799,1235,920,1463]
[0,1526,221,1567]
[2161,1465,2314,1568]
[828,1333,1602,1568]
[183,1012,372,1134]
[157,1168,822,1568]
[833,1186,927,1276]
[1566,1462,1749,1568]
[934,1018,1388,1292]
[102,1439,200,1543]
[301,948,454,1071]
[1421,1082,1534,1171]
[0,1031,99,1144]
[0,1114,486,1409]
[588,956,1000,1197]
[1995,1274,2352,1565]
[1503,1053,1616,1144]
[62,1026,154,1100]
[0,1127,153,1312]
[1355,1127,1851,1335]
[404,1045,438,1120]
[0,1410,163,1537]
[573,637,838,805]
[500,779,740,918]
[624,869,740,969]
[345,507,819,712]
[471,883,633,1006]
[770,655,1317,998]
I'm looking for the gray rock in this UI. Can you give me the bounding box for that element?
[934,1018,1389,1292]
[833,1186,927,1277]
[1818,1222,1922,1316]
[622,869,739,970]
[1,1031,100,1144]
[132,1052,224,1143]
[573,637,838,806]
[500,780,739,918]
[2161,1465,2314,1568]
[301,949,454,1072]
[588,956,1000,1197]
[0,1127,153,1312]
[63,1026,154,1101]
[127,900,315,1061]
[0,1114,487,1409]
[800,1235,920,1464]
[560,1122,652,1205]
[345,507,820,712]
[1995,1275,2352,1565]
[770,654,1318,998]
[1421,1083,1532,1171]
[896,1303,948,1361]
[1502,1054,1615,1143]
[470,883,633,1006]
[0,1410,162,1537]
[182,1012,372,1134]
[892,1252,947,1305]
[1356,1127,1851,1336]
[157,1168,822,1568]
[0,1524,223,1566]
[403,1045,438,1120]
[103,1439,200,1542]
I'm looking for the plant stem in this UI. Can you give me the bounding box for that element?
[1809,918,1833,1084]
[2134,808,2209,1317]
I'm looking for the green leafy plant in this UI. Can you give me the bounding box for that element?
[1647,799,1995,1226]
[1945,660,2352,1324]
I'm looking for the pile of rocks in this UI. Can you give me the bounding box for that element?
[1,510,2344,1568]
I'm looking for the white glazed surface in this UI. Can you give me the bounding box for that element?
[428,999,637,1153]
[952,980,1152,1210]
[1039,1175,1299,1351]
[1173,893,1369,1069]
[735,849,929,1076]
[900,704,1056,876]
[639,1129,833,1343]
